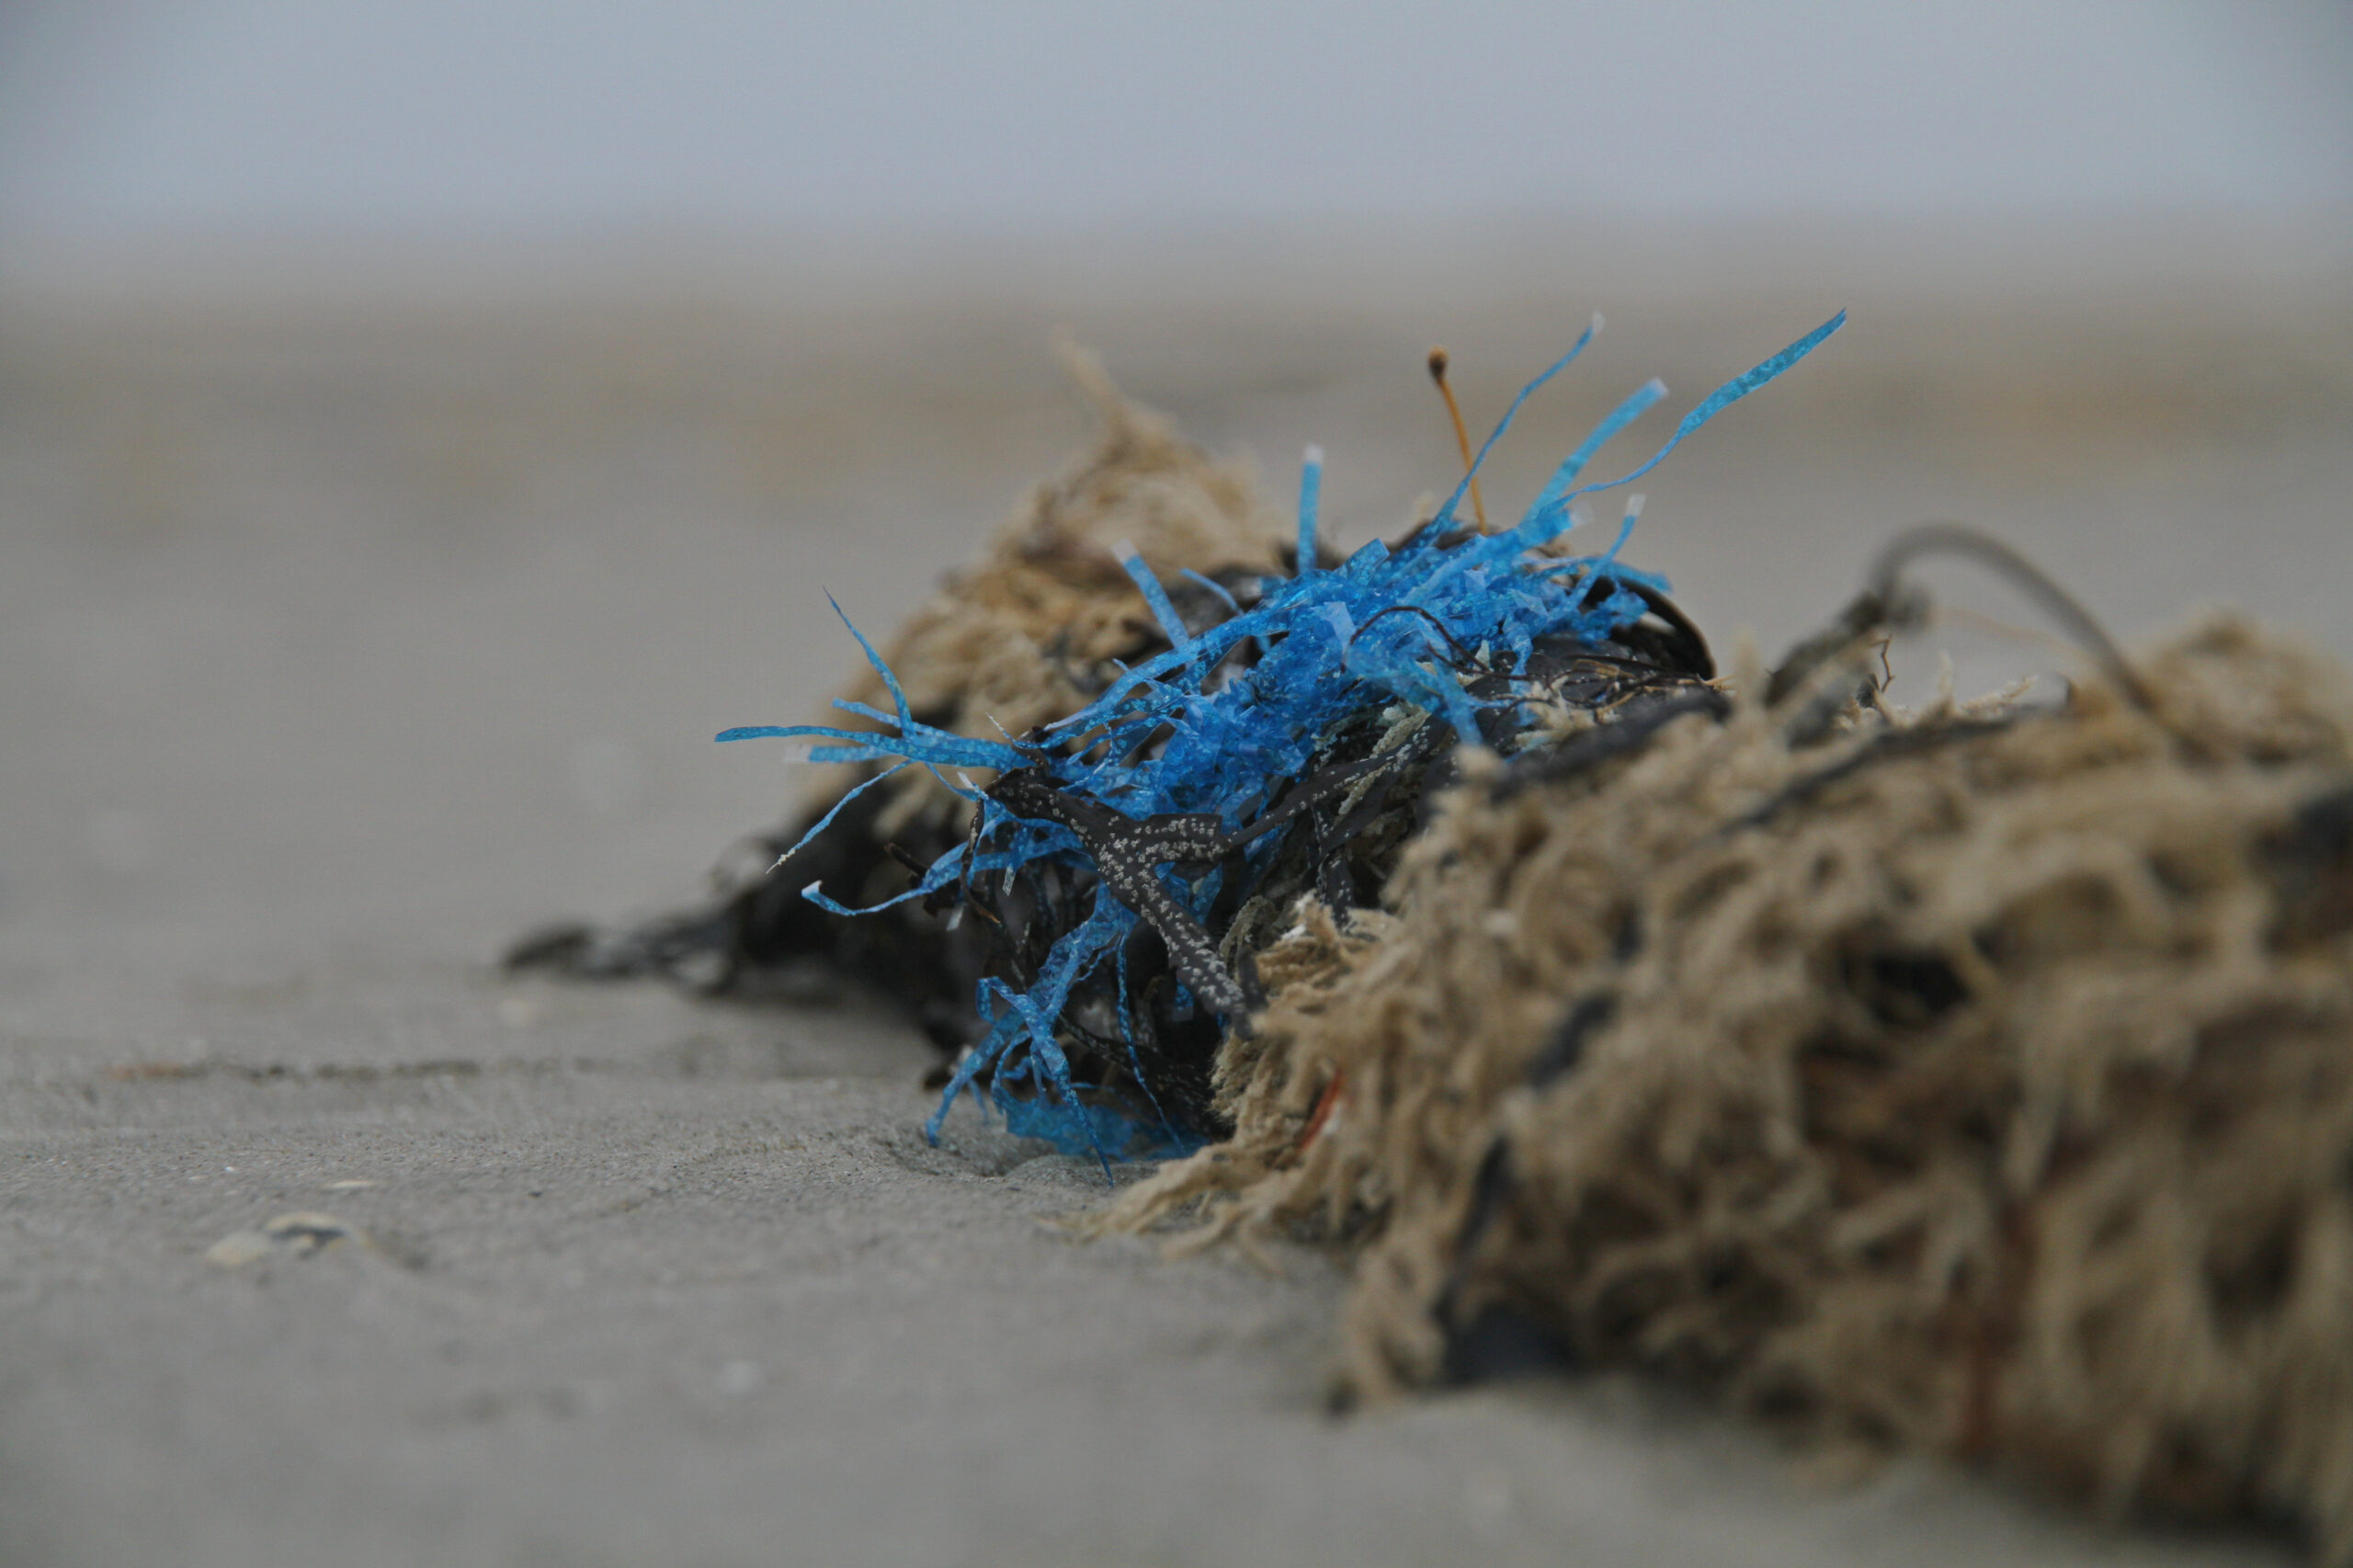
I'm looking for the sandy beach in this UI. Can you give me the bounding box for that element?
[2,227,2348,1566]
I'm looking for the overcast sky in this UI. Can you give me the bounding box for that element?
[0,0,2347,238]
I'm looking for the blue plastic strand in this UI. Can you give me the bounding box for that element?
[760,760,908,875]
[1120,546,1193,651]
[1421,314,1600,539]
[827,593,913,728]
[1555,312,1845,511]
[1178,568,1243,617]
[1296,445,1324,574]
[1520,376,1669,539]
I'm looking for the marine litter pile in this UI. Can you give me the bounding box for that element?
[513,324,2353,1560]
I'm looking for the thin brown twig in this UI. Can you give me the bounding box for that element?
[1427,347,1489,533]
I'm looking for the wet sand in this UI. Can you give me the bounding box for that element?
[2,226,2347,1566]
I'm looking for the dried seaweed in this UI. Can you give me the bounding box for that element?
[1095,557,2353,1562]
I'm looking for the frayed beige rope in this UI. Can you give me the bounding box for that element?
[1098,612,2353,1562]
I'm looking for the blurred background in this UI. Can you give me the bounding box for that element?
[0,0,2347,1008]
[0,0,2345,931]
[1,7,2349,1564]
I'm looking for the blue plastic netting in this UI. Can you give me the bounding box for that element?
[721,312,1844,1166]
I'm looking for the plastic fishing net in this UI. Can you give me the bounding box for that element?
[697,315,1833,1165]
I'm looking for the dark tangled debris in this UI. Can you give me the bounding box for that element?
[515,312,1834,1161]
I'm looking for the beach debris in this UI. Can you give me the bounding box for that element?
[1097,594,2353,1561]
[205,1211,365,1267]
[106,1061,210,1081]
[506,339,1286,1049]
[506,324,2353,1559]
[703,313,1840,1166]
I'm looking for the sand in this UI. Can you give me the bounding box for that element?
[1,228,2347,1566]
